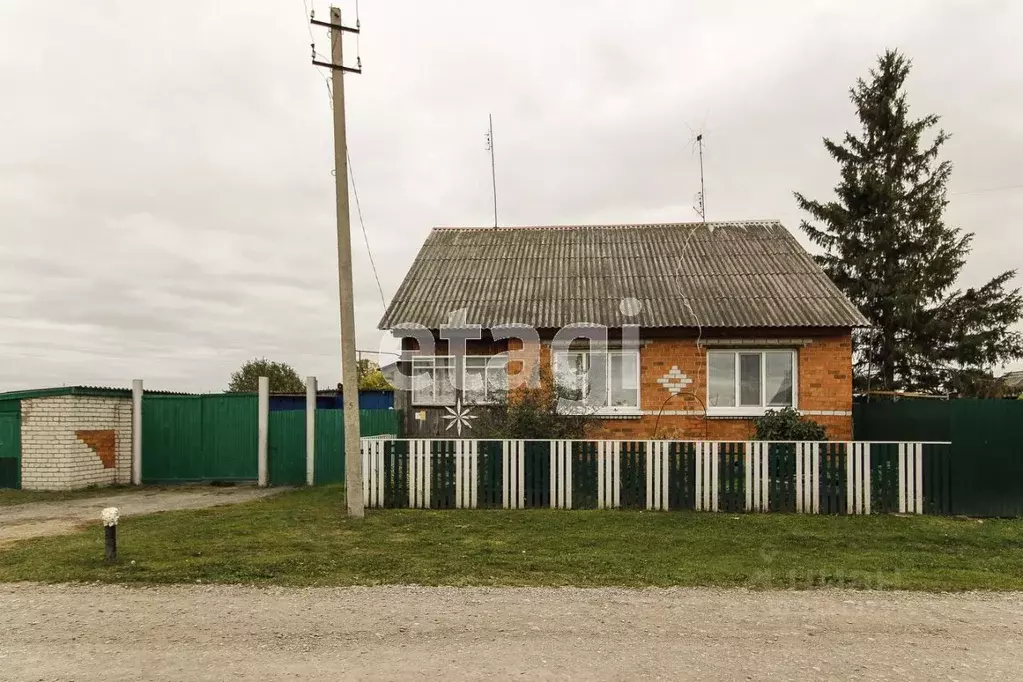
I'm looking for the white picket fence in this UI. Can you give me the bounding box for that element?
[360,439,946,514]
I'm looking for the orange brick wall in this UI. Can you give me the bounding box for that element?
[595,332,853,440]
[401,329,854,441]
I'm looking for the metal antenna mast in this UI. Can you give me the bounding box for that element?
[691,133,707,222]
[486,114,498,228]
[697,134,706,222]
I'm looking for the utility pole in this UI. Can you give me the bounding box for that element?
[313,6,364,518]
[486,114,498,228]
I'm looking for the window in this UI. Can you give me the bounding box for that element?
[554,349,640,414]
[463,355,508,404]
[706,349,796,415]
[411,356,456,405]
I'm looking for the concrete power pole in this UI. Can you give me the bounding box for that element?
[313,6,364,518]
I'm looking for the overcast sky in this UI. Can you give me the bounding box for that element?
[2,0,1021,392]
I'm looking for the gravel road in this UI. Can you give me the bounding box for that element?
[0,487,282,546]
[1,584,1020,680]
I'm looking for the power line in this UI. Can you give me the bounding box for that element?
[303,1,385,311]
[346,148,387,310]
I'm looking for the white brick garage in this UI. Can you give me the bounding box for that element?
[5,388,135,491]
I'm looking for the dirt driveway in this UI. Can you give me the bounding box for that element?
[0,487,282,546]
[1,584,1020,680]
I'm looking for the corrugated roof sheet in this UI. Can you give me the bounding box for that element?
[0,386,195,401]
[378,220,870,330]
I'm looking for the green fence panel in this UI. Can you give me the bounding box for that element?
[923,443,952,515]
[142,396,205,482]
[618,441,644,509]
[853,401,951,441]
[269,410,306,486]
[718,442,745,513]
[571,441,599,509]
[818,442,847,514]
[855,399,1023,516]
[314,409,344,484]
[201,395,258,480]
[951,400,1023,517]
[360,409,399,437]
[869,443,900,514]
[384,440,409,507]
[142,394,258,483]
[0,409,20,489]
[311,409,396,485]
[477,440,503,508]
[767,443,796,512]
[522,441,550,508]
[668,442,696,510]
[430,440,456,509]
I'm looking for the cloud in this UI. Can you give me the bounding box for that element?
[1,0,1021,392]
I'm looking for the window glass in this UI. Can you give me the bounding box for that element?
[555,349,639,411]
[464,356,507,403]
[411,356,456,405]
[485,356,508,401]
[708,352,736,407]
[412,365,433,405]
[739,354,761,406]
[609,352,639,408]
[765,352,794,406]
[555,351,589,402]
[463,358,487,403]
[435,357,455,405]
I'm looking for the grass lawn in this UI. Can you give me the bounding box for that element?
[0,485,141,507]
[1,485,1021,590]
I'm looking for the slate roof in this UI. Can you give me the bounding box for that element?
[378,220,870,330]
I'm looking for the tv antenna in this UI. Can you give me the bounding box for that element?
[692,133,706,222]
[485,114,498,228]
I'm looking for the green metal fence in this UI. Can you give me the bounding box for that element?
[854,399,1023,516]
[280,408,400,486]
[143,394,399,485]
[142,394,259,483]
[269,410,306,486]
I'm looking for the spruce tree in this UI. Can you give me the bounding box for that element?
[796,49,1023,395]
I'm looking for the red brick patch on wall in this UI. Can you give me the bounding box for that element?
[76,430,117,469]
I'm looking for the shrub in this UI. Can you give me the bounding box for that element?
[753,408,827,441]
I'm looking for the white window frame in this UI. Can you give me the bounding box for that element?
[462,355,508,404]
[705,349,798,417]
[553,348,642,415]
[411,355,456,406]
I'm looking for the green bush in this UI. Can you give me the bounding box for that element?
[753,408,827,441]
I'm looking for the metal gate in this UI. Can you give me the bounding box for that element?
[0,407,21,489]
[141,394,258,483]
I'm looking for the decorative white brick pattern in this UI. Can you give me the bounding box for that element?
[656,365,693,395]
[20,396,133,491]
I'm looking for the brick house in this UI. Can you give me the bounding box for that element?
[379,220,868,440]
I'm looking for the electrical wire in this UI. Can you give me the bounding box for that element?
[347,149,388,310]
[301,0,386,311]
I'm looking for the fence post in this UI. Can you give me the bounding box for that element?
[257,377,269,487]
[306,376,317,486]
[131,379,143,485]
